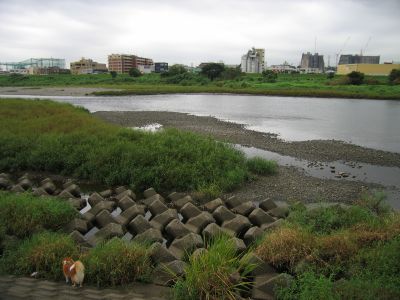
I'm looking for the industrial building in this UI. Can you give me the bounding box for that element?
[339,55,380,65]
[337,63,400,76]
[154,62,168,73]
[108,54,153,74]
[268,62,298,73]
[241,48,265,73]
[300,52,325,73]
[0,58,67,75]
[70,58,108,74]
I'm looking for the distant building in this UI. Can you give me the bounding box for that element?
[154,62,168,73]
[70,58,108,74]
[137,64,154,74]
[339,55,380,65]
[29,66,70,75]
[108,54,153,74]
[241,48,265,73]
[268,62,298,73]
[300,52,324,73]
[0,58,66,74]
[337,63,400,76]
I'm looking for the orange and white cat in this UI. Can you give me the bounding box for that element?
[62,257,85,287]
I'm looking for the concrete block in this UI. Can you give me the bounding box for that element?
[116,189,136,201]
[252,273,293,300]
[95,210,117,228]
[118,195,136,211]
[149,199,168,216]
[202,223,234,240]
[225,196,242,208]
[150,242,178,265]
[165,219,191,240]
[88,192,104,207]
[203,198,224,213]
[99,189,112,198]
[153,260,186,286]
[19,178,33,190]
[222,215,252,237]
[89,223,124,246]
[169,233,203,259]
[143,187,157,198]
[180,202,201,221]
[249,208,275,226]
[212,205,236,224]
[244,226,264,246]
[172,195,194,210]
[133,228,163,244]
[185,212,215,234]
[141,194,165,207]
[120,205,146,223]
[231,201,255,216]
[41,181,56,195]
[259,199,278,212]
[65,218,88,234]
[167,192,186,202]
[89,201,116,216]
[150,209,178,231]
[32,187,49,197]
[128,215,152,235]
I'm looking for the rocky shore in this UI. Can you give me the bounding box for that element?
[93,111,394,204]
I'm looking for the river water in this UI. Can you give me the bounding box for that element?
[2,94,399,153]
[2,93,400,207]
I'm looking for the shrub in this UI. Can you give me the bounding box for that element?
[220,67,243,80]
[0,192,77,238]
[326,72,335,79]
[246,157,278,175]
[261,70,278,83]
[161,64,187,77]
[128,67,142,77]
[0,231,78,280]
[173,235,254,300]
[110,71,117,79]
[286,203,380,235]
[347,71,364,85]
[388,69,400,84]
[276,271,338,300]
[255,227,315,271]
[201,63,225,81]
[83,238,152,287]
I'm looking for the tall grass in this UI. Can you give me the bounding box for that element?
[255,199,400,299]
[246,157,278,175]
[0,99,250,196]
[83,238,152,287]
[0,192,77,238]
[173,235,254,300]
[0,231,79,280]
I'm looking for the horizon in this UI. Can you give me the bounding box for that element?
[1,0,399,67]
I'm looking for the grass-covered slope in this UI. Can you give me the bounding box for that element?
[0,99,264,196]
[0,73,399,99]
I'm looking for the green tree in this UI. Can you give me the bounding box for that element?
[261,70,278,83]
[110,71,117,79]
[220,67,242,80]
[388,69,400,84]
[128,67,142,77]
[201,63,225,81]
[165,64,187,76]
[347,71,364,85]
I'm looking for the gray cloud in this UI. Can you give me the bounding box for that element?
[0,0,399,66]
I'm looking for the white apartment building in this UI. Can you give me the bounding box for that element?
[241,47,265,73]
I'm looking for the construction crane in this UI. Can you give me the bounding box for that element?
[336,36,350,67]
[360,37,372,56]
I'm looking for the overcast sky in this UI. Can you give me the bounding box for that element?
[0,0,399,67]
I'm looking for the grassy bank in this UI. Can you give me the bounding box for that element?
[0,99,276,196]
[0,73,399,99]
[255,197,400,299]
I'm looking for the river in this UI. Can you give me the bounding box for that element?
[2,94,399,153]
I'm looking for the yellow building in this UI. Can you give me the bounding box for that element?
[337,63,400,76]
[70,58,108,74]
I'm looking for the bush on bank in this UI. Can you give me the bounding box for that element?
[83,238,152,287]
[255,198,400,299]
[0,192,77,238]
[0,99,259,197]
[0,231,79,280]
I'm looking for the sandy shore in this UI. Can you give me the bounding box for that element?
[93,110,394,204]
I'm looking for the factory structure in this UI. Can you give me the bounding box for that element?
[241,48,265,73]
[0,58,68,75]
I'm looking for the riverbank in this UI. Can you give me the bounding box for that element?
[0,71,399,100]
[94,111,400,168]
[93,110,397,205]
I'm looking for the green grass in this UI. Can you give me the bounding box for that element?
[173,235,254,300]
[0,72,399,99]
[255,195,400,299]
[0,99,260,197]
[0,231,79,280]
[246,157,278,176]
[83,238,152,287]
[0,192,77,238]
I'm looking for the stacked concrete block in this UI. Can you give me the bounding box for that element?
[172,195,194,210]
[150,209,178,231]
[185,212,215,234]
[165,219,191,240]
[168,233,203,259]
[88,192,104,207]
[222,215,252,237]
[203,198,225,213]
[128,215,152,236]
[118,195,136,211]
[180,202,201,221]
